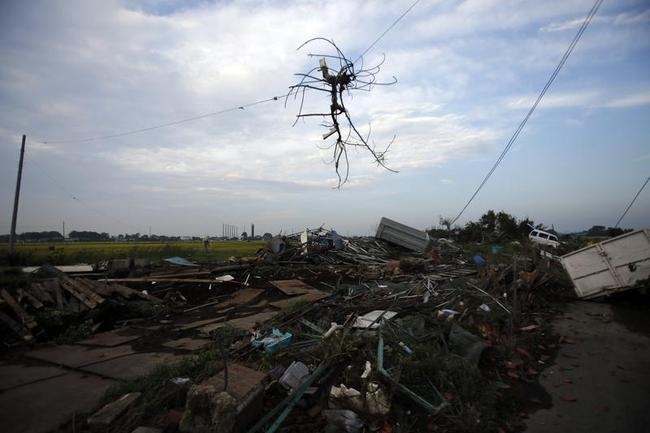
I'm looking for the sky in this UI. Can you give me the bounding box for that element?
[0,0,648,237]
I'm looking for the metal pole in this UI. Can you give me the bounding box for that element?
[9,135,26,257]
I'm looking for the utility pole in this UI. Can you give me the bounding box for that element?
[9,135,26,257]
[62,221,65,239]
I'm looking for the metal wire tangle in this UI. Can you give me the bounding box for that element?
[287,37,398,188]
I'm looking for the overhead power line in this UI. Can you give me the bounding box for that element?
[36,1,421,146]
[450,0,604,226]
[37,94,288,145]
[23,149,137,232]
[614,175,650,228]
[355,0,421,63]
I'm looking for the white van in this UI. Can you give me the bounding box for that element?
[529,229,560,248]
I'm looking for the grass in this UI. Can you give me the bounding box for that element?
[0,240,265,266]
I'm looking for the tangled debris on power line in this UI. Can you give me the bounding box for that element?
[288,38,398,188]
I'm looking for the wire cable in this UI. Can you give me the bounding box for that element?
[450,0,604,226]
[37,94,288,144]
[35,1,422,145]
[23,149,137,232]
[614,175,650,228]
[354,0,421,63]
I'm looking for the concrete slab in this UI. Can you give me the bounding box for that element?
[270,279,316,295]
[162,338,211,352]
[77,327,143,347]
[0,363,66,390]
[25,344,135,368]
[80,352,177,381]
[0,372,115,433]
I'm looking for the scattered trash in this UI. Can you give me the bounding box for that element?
[478,303,491,312]
[323,322,343,338]
[360,361,372,379]
[472,254,487,268]
[164,256,198,267]
[251,328,293,353]
[322,409,364,433]
[366,382,391,417]
[213,274,235,282]
[353,310,398,329]
[279,361,310,391]
[170,377,191,385]
[437,309,459,321]
[448,324,488,365]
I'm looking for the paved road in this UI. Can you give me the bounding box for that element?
[525,299,650,433]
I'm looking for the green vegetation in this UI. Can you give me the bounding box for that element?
[0,240,265,266]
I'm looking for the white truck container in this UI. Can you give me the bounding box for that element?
[560,229,650,299]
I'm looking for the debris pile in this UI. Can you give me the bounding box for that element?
[0,220,575,433]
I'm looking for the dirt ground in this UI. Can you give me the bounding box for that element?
[525,293,650,433]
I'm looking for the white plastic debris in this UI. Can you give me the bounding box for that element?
[279,361,310,391]
[353,310,398,329]
[366,382,390,416]
[478,303,491,312]
[170,377,190,385]
[329,384,363,412]
[323,322,343,338]
[360,361,372,379]
[436,309,459,321]
[398,341,413,355]
[214,274,235,282]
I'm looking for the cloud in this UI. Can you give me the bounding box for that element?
[542,8,650,32]
[505,89,650,110]
[505,90,601,109]
[600,90,650,108]
[0,0,648,234]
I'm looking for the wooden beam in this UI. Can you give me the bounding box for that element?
[18,288,44,309]
[59,279,97,309]
[0,311,32,341]
[0,289,37,329]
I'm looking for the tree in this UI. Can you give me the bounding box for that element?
[496,211,518,238]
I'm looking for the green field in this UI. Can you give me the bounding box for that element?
[0,240,266,266]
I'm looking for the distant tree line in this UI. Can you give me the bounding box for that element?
[429,210,631,243]
[0,231,64,242]
[583,225,630,238]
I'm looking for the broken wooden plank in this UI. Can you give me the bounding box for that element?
[18,288,44,309]
[65,278,105,305]
[0,311,32,341]
[79,279,115,297]
[59,279,97,309]
[270,279,317,295]
[218,288,265,308]
[41,279,64,308]
[0,289,38,329]
[109,283,162,304]
[106,278,224,284]
[29,282,55,304]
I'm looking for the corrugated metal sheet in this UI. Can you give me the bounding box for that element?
[375,217,432,252]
